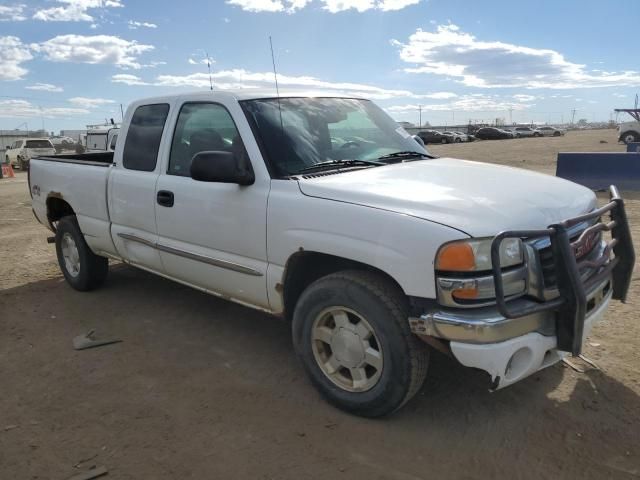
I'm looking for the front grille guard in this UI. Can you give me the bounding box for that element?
[491,185,635,355]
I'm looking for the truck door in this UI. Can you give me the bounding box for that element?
[154,101,270,308]
[109,103,171,273]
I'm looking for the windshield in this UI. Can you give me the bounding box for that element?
[26,140,53,148]
[241,97,428,176]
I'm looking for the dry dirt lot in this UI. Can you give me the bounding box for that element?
[1,129,639,479]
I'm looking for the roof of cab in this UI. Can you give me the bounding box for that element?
[129,89,368,106]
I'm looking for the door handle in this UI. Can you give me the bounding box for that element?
[157,190,174,207]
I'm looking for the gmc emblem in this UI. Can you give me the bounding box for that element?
[574,230,598,259]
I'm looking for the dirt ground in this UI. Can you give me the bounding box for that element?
[1,129,639,479]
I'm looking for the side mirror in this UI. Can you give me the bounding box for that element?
[412,135,425,147]
[190,151,255,185]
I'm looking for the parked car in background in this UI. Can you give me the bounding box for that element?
[5,138,56,170]
[475,127,513,140]
[537,126,565,137]
[417,129,451,144]
[86,126,120,153]
[512,127,541,138]
[617,120,640,144]
[455,131,474,142]
[443,131,465,143]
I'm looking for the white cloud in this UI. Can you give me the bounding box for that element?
[32,34,154,69]
[512,94,536,102]
[613,93,628,98]
[0,36,33,81]
[0,4,26,21]
[393,24,640,89]
[111,73,149,85]
[68,96,115,108]
[26,83,64,92]
[33,0,123,22]
[226,0,420,12]
[112,68,456,101]
[377,0,420,11]
[0,99,90,118]
[385,94,536,115]
[226,0,308,13]
[128,20,158,29]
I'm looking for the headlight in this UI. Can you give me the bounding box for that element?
[435,238,524,272]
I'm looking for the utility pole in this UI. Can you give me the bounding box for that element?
[418,105,422,127]
[508,106,513,125]
[570,108,577,125]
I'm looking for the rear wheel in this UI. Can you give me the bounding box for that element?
[292,270,429,417]
[553,131,561,137]
[622,131,639,144]
[455,137,461,143]
[55,216,108,291]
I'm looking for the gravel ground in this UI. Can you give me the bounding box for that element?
[1,129,639,479]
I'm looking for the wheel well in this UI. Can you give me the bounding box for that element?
[46,196,75,228]
[282,251,404,320]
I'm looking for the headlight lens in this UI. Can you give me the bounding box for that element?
[436,238,524,272]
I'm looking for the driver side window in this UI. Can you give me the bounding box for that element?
[168,102,245,177]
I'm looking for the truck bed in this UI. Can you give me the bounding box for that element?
[30,153,116,257]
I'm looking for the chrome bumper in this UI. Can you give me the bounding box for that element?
[409,276,612,344]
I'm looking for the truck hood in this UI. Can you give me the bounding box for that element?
[297,158,597,237]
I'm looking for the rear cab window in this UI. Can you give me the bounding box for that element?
[25,140,54,148]
[123,103,170,171]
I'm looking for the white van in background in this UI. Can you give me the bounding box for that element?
[86,126,120,153]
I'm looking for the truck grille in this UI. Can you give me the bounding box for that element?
[536,225,602,288]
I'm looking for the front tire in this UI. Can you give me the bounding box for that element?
[621,132,639,144]
[55,216,108,291]
[292,270,429,417]
[20,158,28,171]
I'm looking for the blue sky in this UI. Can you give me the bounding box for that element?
[1,0,638,132]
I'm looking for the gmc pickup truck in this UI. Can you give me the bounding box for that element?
[30,91,635,417]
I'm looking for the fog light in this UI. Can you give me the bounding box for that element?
[505,347,533,381]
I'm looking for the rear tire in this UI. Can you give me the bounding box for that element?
[292,270,429,417]
[55,216,108,291]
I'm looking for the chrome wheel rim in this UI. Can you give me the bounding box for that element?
[61,232,80,277]
[311,307,383,392]
[624,134,636,144]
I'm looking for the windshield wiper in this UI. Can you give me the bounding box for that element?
[377,151,436,161]
[297,158,385,174]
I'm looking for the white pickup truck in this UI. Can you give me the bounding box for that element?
[29,91,635,417]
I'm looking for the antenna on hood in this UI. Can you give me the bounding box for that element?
[205,51,213,91]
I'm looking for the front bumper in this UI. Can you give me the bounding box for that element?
[450,288,611,389]
[410,275,612,344]
[410,185,634,387]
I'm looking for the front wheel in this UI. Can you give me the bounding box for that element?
[20,158,28,171]
[621,132,639,144]
[292,270,429,417]
[55,216,108,291]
